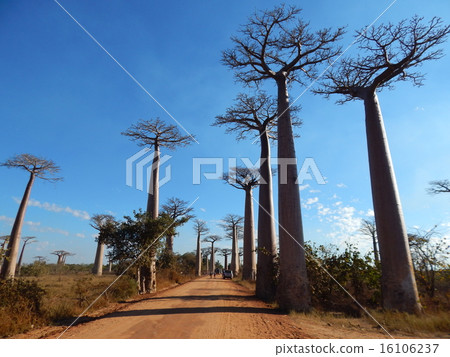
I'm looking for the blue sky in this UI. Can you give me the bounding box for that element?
[0,0,449,265]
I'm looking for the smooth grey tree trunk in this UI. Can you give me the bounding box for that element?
[210,243,216,273]
[1,172,35,280]
[242,188,256,280]
[166,235,174,253]
[231,225,240,276]
[195,233,202,276]
[224,255,228,270]
[256,130,277,298]
[206,255,209,274]
[108,259,112,273]
[92,242,104,276]
[275,76,311,311]
[145,145,160,293]
[16,240,28,276]
[363,90,421,313]
[372,234,380,266]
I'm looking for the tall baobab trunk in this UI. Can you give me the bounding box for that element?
[243,188,256,280]
[224,255,229,270]
[143,145,160,293]
[275,76,311,311]
[1,172,35,280]
[210,243,216,273]
[205,255,209,274]
[195,233,202,276]
[372,233,380,266]
[256,130,277,298]
[147,145,160,218]
[166,235,174,253]
[16,241,28,276]
[92,242,104,276]
[363,90,421,313]
[231,225,240,276]
[108,258,112,273]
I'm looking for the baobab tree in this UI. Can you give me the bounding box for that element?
[221,214,243,276]
[317,17,450,313]
[360,219,379,266]
[122,118,194,291]
[219,248,232,270]
[223,4,344,310]
[214,92,299,296]
[203,235,221,274]
[0,236,9,274]
[0,154,62,280]
[16,236,37,276]
[161,197,194,253]
[224,167,260,280]
[193,219,209,276]
[428,180,450,194]
[51,250,74,265]
[122,118,194,218]
[90,214,115,276]
[201,247,211,274]
[33,256,47,264]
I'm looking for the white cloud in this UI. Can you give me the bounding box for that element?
[0,215,14,225]
[309,189,320,193]
[76,233,86,238]
[366,209,374,217]
[414,106,425,111]
[334,201,342,206]
[14,198,91,220]
[336,183,347,188]
[299,184,310,191]
[305,197,319,205]
[200,208,206,212]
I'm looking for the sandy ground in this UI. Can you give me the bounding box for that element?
[16,277,441,339]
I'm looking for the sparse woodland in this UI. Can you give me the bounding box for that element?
[0,4,449,338]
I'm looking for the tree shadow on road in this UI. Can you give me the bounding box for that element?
[102,305,280,318]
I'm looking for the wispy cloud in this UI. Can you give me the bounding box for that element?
[76,233,86,238]
[200,208,206,212]
[336,183,347,188]
[299,184,310,191]
[0,215,14,225]
[13,197,90,220]
[414,106,425,111]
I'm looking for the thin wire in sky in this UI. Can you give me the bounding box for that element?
[52,0,199,144]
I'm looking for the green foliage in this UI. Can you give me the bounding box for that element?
[20,261,50,277]
[0,279,46,336]
[305,242,381,316]
[100,210,172,268]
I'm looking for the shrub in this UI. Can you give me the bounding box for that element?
[0,279,46,336]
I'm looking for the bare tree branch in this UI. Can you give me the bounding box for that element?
[1,153,62,181]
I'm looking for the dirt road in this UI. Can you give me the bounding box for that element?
[59,277,310,339]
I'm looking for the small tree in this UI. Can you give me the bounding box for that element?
[161,197,194,254]
[90,214,115,276]
[193,219,209,276]
[203,235,221,274]
[223,4,344,310]
[219,248,232,270]
[224,167,260,280]
[16,236,37,276]
[409,227,449,298]
[220,214,243,276]
[1,154,62,280]
[428,180,450,194]
[318,16,450,313]
[360,218,379,266]
[51,250,74,265]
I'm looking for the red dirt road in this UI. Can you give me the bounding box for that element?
[58,277,310,339]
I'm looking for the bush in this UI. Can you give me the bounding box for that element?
[0,279,46,337]
[305,243,381,316]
